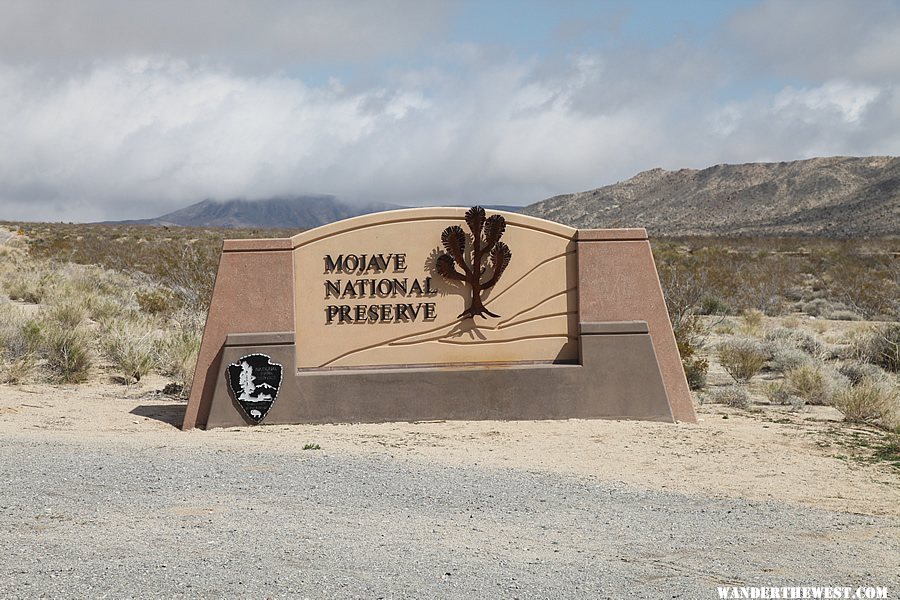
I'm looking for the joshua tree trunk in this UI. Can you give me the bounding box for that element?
[436,206,512,320]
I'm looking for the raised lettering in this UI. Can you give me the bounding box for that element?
[325,280,341,298]
[424,302,436,320]
[324,255,340,273]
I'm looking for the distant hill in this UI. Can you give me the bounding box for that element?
[118,195,403,229]
[525,156,900,237]
[113,197,525,229]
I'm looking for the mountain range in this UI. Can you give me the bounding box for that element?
[122,156,900,236]
[525,156,900,237]
[119,195,400,229]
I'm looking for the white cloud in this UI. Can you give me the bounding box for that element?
[726,0,900,81]
[773,81,881,124]
[1,1,900,221]
[0,0,453,68]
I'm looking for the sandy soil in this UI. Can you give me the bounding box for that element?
[1,375,897,518]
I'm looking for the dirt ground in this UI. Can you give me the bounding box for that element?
[1,375,897,518]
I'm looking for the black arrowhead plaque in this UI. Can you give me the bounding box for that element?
[226,353,283,424]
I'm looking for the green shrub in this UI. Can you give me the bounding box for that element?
[707,385,752,409]
[718,338,768,383]
[43,324,92,383]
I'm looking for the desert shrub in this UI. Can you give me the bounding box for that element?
[832,379,899,428]
[713,320,736,335]
[853,324,900,373]
[43,324,92,383]
[739,309,764,336]
[5,267,57,304]
[718,338,768,383]
[783,363,845,406]
[45,301,87,329]
[698,294,729,316]
[764,327,824,357]
[0,306,42,384]
[802,298,834,318]
[136,287,180,316]
[657,264,710,390]
[780,316,801,329]
[158,319,202,397]
[764,381,805,411]
[824,249,899,320]
[838,361,887,386]
[707,384,752,409]
[83,294,128,322]
[101,320,160,383]
[764,340,813,373]
[829,310,862,321]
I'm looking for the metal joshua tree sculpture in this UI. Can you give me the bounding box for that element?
[436,206,512,319]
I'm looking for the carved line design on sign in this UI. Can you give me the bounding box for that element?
[497,288,574,328]
[436,333,576,346]
[387,313,575,348]
[315,251,575,368]
[476,250,574,305]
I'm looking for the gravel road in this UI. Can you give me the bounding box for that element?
[1,434,898,599]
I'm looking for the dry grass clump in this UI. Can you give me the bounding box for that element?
[45,301,88,329]
[42,322,93,383]
[100,318,161,383]
[782,363,845,406]
[4,266,59,304]
[832,378,899,429]
[738,309,764,336]
[0,303,41,384]
[706,384,752,409]
[718,338,768,383]
[0,246,206,390]
[157,313,203,398]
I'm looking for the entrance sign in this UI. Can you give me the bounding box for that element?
[183,207,696,429]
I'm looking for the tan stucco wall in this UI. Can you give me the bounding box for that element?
[291,208,578,370]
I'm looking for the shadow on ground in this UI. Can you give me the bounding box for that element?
[130,404,186,428]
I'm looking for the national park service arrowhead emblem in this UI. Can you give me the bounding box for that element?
[226,354,283,424]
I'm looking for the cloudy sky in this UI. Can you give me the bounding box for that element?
[1,0,899,222]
